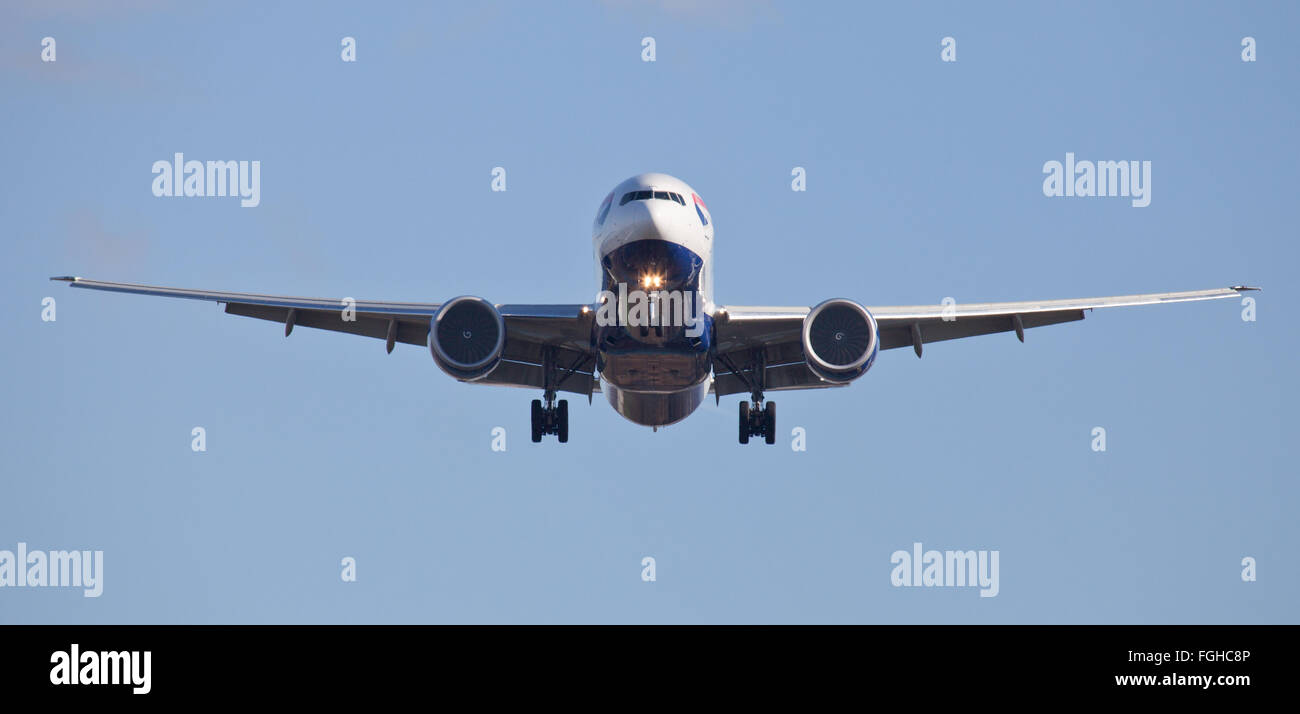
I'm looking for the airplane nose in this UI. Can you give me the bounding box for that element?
[624,200,664,240]
[625,198,684,242]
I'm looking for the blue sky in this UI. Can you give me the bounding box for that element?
[1,0,1295,623]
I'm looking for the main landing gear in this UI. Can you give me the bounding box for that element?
[531,396,568,443]
[531,345,583,443]
[719,347,776,445]
[739,399,775,445]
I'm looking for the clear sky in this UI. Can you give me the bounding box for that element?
[1,0,1295,623]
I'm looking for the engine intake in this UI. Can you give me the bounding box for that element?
[802,299,878,383]
[430,296,505,381]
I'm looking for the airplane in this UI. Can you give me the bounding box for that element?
[52,172,1256,445]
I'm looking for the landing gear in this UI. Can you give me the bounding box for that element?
[722,348,778,446]
[739,398,775,444]
[531,396,568,443]
[531,346,576,443]
[531,400,544,442]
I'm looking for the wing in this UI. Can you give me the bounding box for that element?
[711,286,1257,397]
[51,276,599,397]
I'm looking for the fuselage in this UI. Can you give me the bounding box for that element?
[592,173,716,427]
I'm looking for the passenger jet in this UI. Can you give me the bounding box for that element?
[53,173,1256,444]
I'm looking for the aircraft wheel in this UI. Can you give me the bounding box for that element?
[764,401,776,445]
[739,401,750,444]
[531,399,543,442]
[557,400,569,443]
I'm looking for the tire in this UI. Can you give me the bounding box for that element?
[557,400,569,443]
[530,399,543,442]
[764,401,776,445]
[738,401,750,444]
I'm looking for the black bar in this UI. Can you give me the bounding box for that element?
[0,625,1286,701]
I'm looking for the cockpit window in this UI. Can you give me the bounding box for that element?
[620,189,685,207]
[596,192,613,225]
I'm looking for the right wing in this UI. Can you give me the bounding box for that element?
[51,277,599,397]
[711,286,1255,396]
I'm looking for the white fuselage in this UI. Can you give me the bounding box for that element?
[591,173,717,427]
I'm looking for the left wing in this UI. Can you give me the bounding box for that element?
[711,286,1256,397]
[51,276,598,397]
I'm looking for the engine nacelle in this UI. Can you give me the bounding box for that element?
[801,298,879,384]
[430,296,505,381]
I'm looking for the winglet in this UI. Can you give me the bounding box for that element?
[50,276,81,283]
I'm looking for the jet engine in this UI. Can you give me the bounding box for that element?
[430,296,505,381]
[801,298,879,383]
